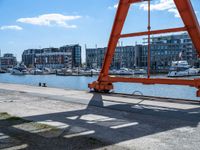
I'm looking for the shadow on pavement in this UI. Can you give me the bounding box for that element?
[1,92,200,149]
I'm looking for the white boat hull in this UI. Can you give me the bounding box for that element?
[168,69,199,77]
[11,69,28,75]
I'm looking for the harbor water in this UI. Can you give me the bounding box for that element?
[0,73,200,101]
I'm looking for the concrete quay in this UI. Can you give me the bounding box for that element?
[0,82,200,150]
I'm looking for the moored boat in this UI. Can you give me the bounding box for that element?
[167,60,199,77]
[133,68,147,75]
[0,69,6,73]
[30,68,43,75]
[11,63,28,75]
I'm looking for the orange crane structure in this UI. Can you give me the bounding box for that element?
[89,0,200,97]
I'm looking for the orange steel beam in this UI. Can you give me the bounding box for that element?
[147,0,151,78]
[129,0,145,3]
[120,27,187,38]
[97,0,131,80]
[103,77,200,87]
[105,77,200,96]
[174,0,200,57]
[129,0,149,3]
[89,0,200,97]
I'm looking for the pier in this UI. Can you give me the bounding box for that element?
[0,83,200,149]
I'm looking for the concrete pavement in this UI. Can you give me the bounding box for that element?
[0,83,200,149]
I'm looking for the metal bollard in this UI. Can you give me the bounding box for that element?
[42,83,47,87]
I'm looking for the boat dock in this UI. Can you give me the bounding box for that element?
[0,83,200,149]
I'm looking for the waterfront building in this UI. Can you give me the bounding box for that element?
[140,33,199,73]
[86,47,106,69]
[86,46,135,69]
[22,44,81,69]
[60,44,81,68]
[86,33,199,73]
[22,49,40,68]
[0,53,17,70]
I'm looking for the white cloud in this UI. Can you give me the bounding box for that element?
[108,3,118,10]
[139,0,180,18]
[168,8,180,18]
[108,0,200,20]
[0,25,23,30]
[17,13,82,28]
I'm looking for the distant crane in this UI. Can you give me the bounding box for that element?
[89,0,200,97]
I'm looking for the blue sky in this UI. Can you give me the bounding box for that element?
[0,0,199,62]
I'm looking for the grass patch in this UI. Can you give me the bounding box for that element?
[31,122,58,130]
[0,112,30,123]
[0,112,12,119]
[0,112,9,116]
[0,112,58,131]
[7,116,30,122]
